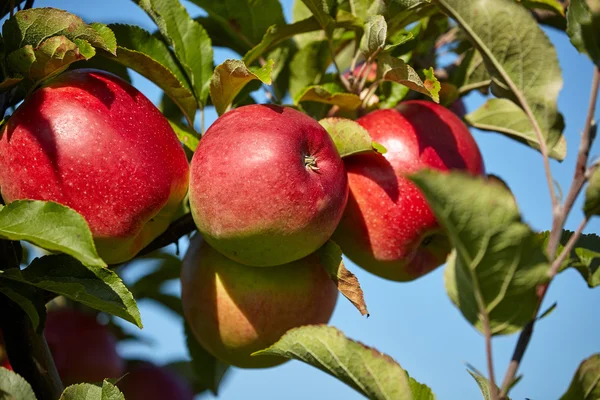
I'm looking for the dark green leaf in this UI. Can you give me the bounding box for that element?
[556,231,600,288]
[377,52,440,102]
[185,323,229,395]
[210,59,273,115]
[0,279,45,332]
[567,0,600,65]
[0,366,36,400]
[59,380,125,400]
[254,325,418,400]
[1,255,142,328]
[409,171,550,335]
[289,40,331,99]
[301,0,337,33]
[0,200,105,268]
[318,117,386,157]
[360,15,387,59]
[584,167,600,217]
[560,353,600,400]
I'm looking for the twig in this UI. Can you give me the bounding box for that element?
[328,37,352,92]
[129,213,196,259]
[482,313,499,400]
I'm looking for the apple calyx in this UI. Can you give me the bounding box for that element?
[304,155,320,171]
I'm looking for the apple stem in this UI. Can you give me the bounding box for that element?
[304,155,320,171]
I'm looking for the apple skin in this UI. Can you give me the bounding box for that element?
[332,100,485,281]
[181,234,338,368]
[117,362,194,400]
[44,309,124,386]
[189,104,348,267]
[0,69,189,264]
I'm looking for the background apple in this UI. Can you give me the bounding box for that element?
[333,100,485,281]
[0,69,190,264]
[181,234,338,368]
[117,361,194,400]
[189,104,348,267]
[44,308,123,386]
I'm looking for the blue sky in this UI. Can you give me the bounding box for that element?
[17,1,600,399]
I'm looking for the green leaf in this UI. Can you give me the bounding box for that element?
[289,40,331,99]
[169,121,200,152]
[295,84,361,109]
[0,279,45,332]
[436,0,565,156]
[0,76,23,92]
[519,0,566,15]
[584,167,600,217]
[451,48,491,95]
[377,52,440,102]
[409,376,437,400]
[244,17,321,65]
[107,24,197,125]
[316,240,369,316]
[301,0,337,33]
[59,380,125,400]
[185,323,229,395]
[0,200,105,268]
[0,366,36,400]
[466,98,567,161]
[468,369,507,400]
[409,170,550,335]
[567,0,600,65]
[134,0,214,106]
[210,59,273,115]
[318,117,386,157]
[1,255,142,328]
[254,325,421,400]
[360,15,387,59]
[386,0,436,34]
[560,354,600,400]
[556,231,600,288]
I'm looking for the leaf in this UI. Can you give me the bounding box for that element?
[360,15,387,59]
[169,121,200,152]
[59,380,125,400]
[295,84,362,109]
[0,200,105,268]
[244,17,321,65]
[107,24,197,125]
[560,354,600,400]
[210,59,273,115]
[0,367,36,400]
[584,167,600,217]
[556,231,600,288]
[409,376,437,400]
[134,0,214,106]
[318,117,386,157]
[0,76,23,92]
[466,98,567,161]
[301,0,337,33]
[1,255,142,328]
[253,325,418,400]
[468,369,508,400]
[519,0,566,15]
[567,0,600,65]
[289,40,331,99]
[409,170,550,335]
[377,52,440,102]
[185,323,229,395]
[0,279,45,332]
[436,0,565,156]
[452,48,491,95]
[317,240,369,316]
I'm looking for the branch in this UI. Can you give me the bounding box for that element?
[133,213,196,259]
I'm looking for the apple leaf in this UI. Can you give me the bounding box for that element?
[1,255,142,328]
[133,0,214,107]
[210,59,274,115]
[451,48,491,95]
[289,40,331,100]
[584,166,600,218]
[59,380,125,400]
[519,0,566,15]
[465,98,567,161]
[185,323,229,395]
[107,24,197,126]
[409,377,437,400]
[435,0,565,157]
[360,15,387,59]
[300,0,337,34]
[377,52,440,102]
[0,366,36,400]
[317,240,369,316]
[0,200,106,269]
[295,83,362,110]
[468,369,508,400]
[254,325,426,400]
[567,0,600,65]
[0,279,45,332]
[553,231,600,288]
[169,120,200,152]
[244,17,321,65]
[319,117,386,157]
[560,354,600,400]
[0,76,23,92]
[409,170,550,335]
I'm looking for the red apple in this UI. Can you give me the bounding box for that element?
[181,234,338,368]
[332,100,485,281]
[189,104,348,267]
[44,309,124,385]
[448,98,467,119]
[343,61,378,83]
[0,69,189,264]
[117,362,194,400]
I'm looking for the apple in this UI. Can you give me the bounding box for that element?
[117,362,194,400]
[343,61,378,83]
[188,104,348,267]
[448,98,467,119]
[332,100,485,281]
[0,69,189,264]
[181,234,338,368]
[44,309,124,385]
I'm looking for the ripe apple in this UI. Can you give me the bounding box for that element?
[0,69,189,264]
[117,362,194,400]
[188,104,348,267]
[181,234,338,368]
[44,309,124,386]
[332,100,485,281]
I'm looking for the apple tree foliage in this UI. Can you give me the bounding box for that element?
[0,0,599,399]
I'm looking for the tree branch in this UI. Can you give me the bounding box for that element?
[133,213,196,259]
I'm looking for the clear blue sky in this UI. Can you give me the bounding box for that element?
[20,1,600,399]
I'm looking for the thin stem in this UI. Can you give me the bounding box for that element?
[200,107,205,134]
[482,313,499,400]
[360,80,380,110]
[550,217,589,278]
[328,37,352,92]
